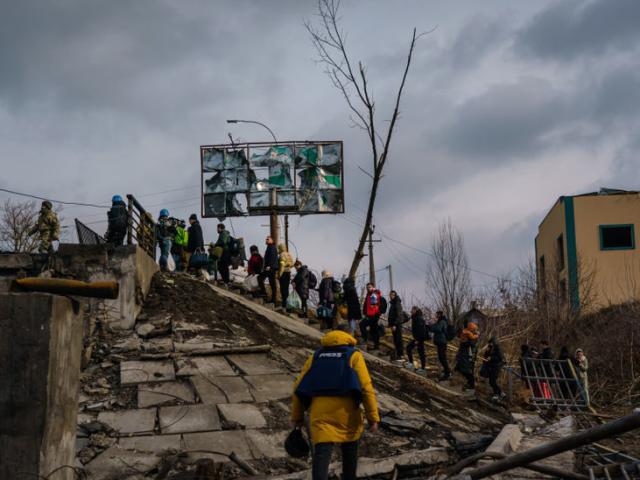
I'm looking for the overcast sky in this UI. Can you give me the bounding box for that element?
[2,0,639,304]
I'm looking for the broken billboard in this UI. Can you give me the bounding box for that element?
[200,141,344,218]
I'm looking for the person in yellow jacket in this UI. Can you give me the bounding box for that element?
[277,243,293,308]
[291,328,380,480]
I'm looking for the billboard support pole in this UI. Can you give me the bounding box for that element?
[284,214,289,251]
[270,188,279,245]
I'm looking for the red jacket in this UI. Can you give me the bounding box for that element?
[364,290,381,317]
[248,253,263,275]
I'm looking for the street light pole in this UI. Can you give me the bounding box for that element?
[226,119,289,251]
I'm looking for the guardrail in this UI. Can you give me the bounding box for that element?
[75,218,106,245]
[126,194,156,260]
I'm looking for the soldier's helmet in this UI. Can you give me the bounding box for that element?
[42,200,53,210]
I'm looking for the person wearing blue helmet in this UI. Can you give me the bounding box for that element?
[156,209,177,271]
[105,195,128,245]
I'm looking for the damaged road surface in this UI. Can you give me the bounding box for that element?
[76,273,508,479]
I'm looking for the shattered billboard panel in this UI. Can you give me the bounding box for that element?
[200,141,343,218]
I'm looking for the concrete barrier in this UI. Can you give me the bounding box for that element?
[0,293,83,480]
[53,244,159,329]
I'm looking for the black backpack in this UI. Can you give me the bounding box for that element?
[446,322,459,341]
[228,236,240,256]
[308,271,318,289]
[379,296,388,314]
[402,311,410,324]
[331,279,342,294]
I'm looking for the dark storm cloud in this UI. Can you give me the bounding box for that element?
[446,14,507,69]
[437,77,566,160]
[515,0,640,61]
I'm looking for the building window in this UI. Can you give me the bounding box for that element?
[556,234,564,271]
[599,224,635,250]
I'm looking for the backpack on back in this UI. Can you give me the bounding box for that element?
[228,236,240,256]
[378,296,388,314]
[446,322,459,341]
[308,271,318,289]
[331,279,342,294]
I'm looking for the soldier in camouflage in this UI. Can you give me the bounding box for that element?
[29,200,60,253]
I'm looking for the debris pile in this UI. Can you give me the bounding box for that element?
[75,273,507,479]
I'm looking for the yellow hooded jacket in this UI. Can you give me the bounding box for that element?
[291,330,380,444]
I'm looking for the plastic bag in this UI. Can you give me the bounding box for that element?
[243,274,260,292]
[287,290,302,310]
[166,254,176,272]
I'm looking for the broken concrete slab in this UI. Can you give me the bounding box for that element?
[246,430,288,458]
[174,341,215,353]
[97,408,157,436]
[191,375,254,404]
[484,424,523,458]
[159,404,220,434]
[120,360,175,385]
[218,403,267,428]
[226,353,287,375]
[112,335,142,353]
[141,337,174,354]
[118,434,182,453]
[84,445,160,480]
[376,392,420,414]
[182,430,254,463]
[512,413,548,433]
[137,381,195,408]
[175,356,236,377]
[243,374,296,403]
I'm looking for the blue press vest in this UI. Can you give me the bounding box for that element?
[295,346,363,408]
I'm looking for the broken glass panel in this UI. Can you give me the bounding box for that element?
[297,166,341,190]
[204,168,250,194]
[225,148,248,169]
[203,147,225,171]
[204,193,246,217]
[297,190,343,213]
[295,145,318,167]
[250,145,293,167]
[269,163,293,188]
[249,191,270,208]
[277,190,296,207]
[319,143,341,166]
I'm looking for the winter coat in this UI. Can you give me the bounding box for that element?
[263,244,279,270]
[455,325,479,375]
[576,355,589,399]
[387,297,404,327]
[291,330,380,445]
[318,277,335,306]
[363,290,382,318]
[342,278,362,320]
[293,266,310,299]
[482,340,505,375]
[410,311,429,341]
[187,221,204,253]
[431,317,449,346]
[156,217,177,242]
[106,201,128,239]
[277,245,293,277]
[30,206,60,240]
[247,253,263,275]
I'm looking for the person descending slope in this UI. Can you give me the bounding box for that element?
[455,322,479,390]
[29,200,60,253]
[292,327,379,480]
[105,195,128,245]
[405,307,429,374]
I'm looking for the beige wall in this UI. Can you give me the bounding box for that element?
[536,198,568,295]
[573,194,640,307]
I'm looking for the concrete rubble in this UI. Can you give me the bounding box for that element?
[72,272,509,479]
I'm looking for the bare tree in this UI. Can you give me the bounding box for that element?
[0,198,39,253]
[305,0,429,279]
[426,219,472,323]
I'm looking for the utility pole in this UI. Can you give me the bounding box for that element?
[367,225,381,285]
[284,214,289,251]
[387,264,394,292]
[270,188,279,245]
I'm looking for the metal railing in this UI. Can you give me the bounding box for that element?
[75,218,106,245]
[520,357,589,410]
[126,194,156,260]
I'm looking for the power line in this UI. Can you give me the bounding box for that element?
[0,187,109,208]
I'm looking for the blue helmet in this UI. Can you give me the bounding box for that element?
[112,195,123,204]
[159,208,169,218]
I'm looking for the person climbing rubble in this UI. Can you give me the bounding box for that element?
[387,290,405,363]
[214,223,232,284]
[317,270,336,330]
[259,235,278,304]
[480,336,506,401]
[278,243,293,309]
[360,283,383,350]
[292,260,310,317]
[431,310,451,381]
[405,306,429,374]
[292,327,379,480]
[172,218,188,271]
[455,322,479,390]
[341,277,361,335]
[29,200,60,254]
[156,209,177,271]
[104,195,127,245]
